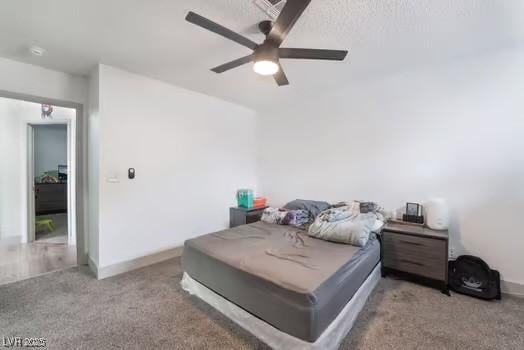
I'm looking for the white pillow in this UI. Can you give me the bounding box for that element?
[308,212,378,247]
[370,218,384,233]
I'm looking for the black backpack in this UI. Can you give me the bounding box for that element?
[448,255,501,300]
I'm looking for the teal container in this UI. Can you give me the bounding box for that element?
[237,189,254,208]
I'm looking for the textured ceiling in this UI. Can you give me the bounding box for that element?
[0,0,522,109]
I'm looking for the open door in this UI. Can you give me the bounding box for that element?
[66,122,76,246]
[0,94,85,269]
[28,122,71,246]
[26,124,36,242]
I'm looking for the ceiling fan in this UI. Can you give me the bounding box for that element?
[185,0,348,86]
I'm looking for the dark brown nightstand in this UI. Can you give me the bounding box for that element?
[229,207,268,228]
[382,222,449,295]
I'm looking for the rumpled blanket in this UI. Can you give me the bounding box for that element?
[283,199,330,223]
[261,207,310,229]
[281,209,310,229]
[308,201,384,247]
[261,207,287,224]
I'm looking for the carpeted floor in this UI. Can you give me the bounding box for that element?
[0,257,523,350]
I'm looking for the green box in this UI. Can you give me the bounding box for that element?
[236,189,254,208]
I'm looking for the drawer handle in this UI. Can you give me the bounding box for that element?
[399,240,424,247]
[399,259,425,267]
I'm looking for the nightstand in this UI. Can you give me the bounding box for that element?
[382,222,449,295]
[229,207,268,228]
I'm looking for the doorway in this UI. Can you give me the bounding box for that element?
[31,124,70,245]
[0,97,82,285]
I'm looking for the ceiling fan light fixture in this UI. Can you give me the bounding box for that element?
[253,60,279,75]
[186,0,347,86]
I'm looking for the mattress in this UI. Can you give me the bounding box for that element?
[183,221,380,342]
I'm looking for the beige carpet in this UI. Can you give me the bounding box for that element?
[0,257,522,350]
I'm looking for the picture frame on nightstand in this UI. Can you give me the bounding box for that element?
[403,202,424,224]
[406,202,420,216]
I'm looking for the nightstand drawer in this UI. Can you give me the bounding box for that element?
[246,211,264,223]
[383,232,447,280]
[383,232,445,260]
[383,255,445,280]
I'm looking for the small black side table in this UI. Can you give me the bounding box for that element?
[229,207,268,228]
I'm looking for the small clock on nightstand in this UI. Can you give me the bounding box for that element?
[381,222,449,295]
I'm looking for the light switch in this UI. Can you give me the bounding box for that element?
[107,177,120,183]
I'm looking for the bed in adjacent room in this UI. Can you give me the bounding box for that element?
[182,219,381,349]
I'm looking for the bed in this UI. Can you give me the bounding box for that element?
[182,221,381,349]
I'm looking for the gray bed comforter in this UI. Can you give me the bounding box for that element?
[183,221,380,342]
[308,203,383,246]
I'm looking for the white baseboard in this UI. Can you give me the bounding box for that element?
[501,280,524,298]
[0,235,23,245]
[90,246,183,280]
[88,256,99,279]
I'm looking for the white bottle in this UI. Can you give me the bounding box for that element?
[425,198,449,230]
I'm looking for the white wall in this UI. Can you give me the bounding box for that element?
[34,125,67,177]
[87,66,100,265]
[0,100,20,239]
[91,64,257,268]
[258,49,524,286]
[0,98,76,241]
[0,57,87,105]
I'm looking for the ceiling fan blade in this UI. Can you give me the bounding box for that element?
[185,11,258,50]
[279,48,348,61]
[211,55,253,73]
[267,0,311,47]
[274,64,289,86]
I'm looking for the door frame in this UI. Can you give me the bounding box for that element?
[27,121,75,246]
[1,90,87,265]
[27,124,35,242]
